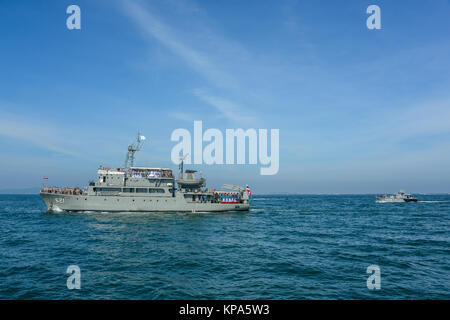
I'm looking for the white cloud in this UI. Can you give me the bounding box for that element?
[0,111,81,157]
[121,0,236,89]
[120,0,260,124]
[192,89,257,123]
[354,97,450,145]
[168,111,194,122]
[0,108,107,162]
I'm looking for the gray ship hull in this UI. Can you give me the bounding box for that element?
[40,192,250,213]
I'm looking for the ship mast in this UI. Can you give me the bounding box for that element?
[178,153,189,179]
[124,132,145,170]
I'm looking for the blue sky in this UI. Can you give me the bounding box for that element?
[1,0,450,193]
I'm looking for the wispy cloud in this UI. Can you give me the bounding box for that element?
[120,0,260,124]
[121,0,236,89]
[352,97,450,145]
[193,89,257,123]
[168,111,195,122]
[0,112,78,156]
[0,108,99,161]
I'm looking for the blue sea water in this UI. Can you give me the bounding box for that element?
[0,194,449,300]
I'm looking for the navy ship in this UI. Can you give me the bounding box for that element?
[40,134,250,213]
[376,190,418,203]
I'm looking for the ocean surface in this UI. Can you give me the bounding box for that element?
[0,194,449,300]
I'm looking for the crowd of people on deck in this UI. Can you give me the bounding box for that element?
[41,187,86,195]
[213,191,241,203]
[130,170,173,179]
[98,166,174,179]
[189,191,241,203]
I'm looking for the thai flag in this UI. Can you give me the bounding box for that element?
[246,184,251,197]
[43,176,48,181]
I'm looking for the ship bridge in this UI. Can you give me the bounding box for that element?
[128,167,173,179]
[96,167,126,186]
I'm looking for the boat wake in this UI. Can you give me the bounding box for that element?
[48,205,64,213]
[419,200,450,203]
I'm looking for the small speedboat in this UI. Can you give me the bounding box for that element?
[376,191,418,203]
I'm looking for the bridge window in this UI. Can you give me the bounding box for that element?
[136,188,148,193]
[122,188,134,193]
[149,188,165,193]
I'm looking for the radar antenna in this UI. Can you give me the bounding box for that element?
[178,153,189,179]
[124,132,145,170]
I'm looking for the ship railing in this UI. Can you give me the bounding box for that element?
[41,187,87,195]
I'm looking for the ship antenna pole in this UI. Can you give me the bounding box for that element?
[178,153,189,179]
[124,132,145,170]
